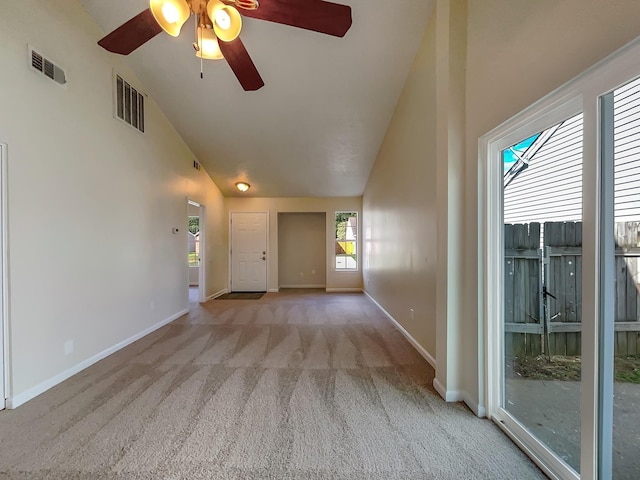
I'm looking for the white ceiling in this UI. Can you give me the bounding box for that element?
[79,0,433,197]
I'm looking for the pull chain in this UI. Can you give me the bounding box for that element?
[194,13,204,79]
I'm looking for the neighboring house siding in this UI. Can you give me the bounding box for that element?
[504,113,583,225]
[614,77,640,223]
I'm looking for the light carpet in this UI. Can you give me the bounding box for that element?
[0,289,546,479]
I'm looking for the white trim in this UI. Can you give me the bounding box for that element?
[198,203,206,303]
[325,287,362,293]
[0,143,7,410]
[433,378,463,402]
[468,396,486,418]
[493,411,577,480]
[268,288,279,293]
[207,288,228,301]
[6,308,188,409]
[278,284,326,289]
[363,290,482,415]
[364,291,436,368]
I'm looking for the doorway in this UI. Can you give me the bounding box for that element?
[278,212,326,289]
[230,212,267,292]
[187,200,206,303]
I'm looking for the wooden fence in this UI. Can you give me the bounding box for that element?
[505,221,640,356]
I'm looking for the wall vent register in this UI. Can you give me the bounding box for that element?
[29,47,66,85]
[114,73,145,133]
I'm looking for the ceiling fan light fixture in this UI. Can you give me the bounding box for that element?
[207,1,242,42]
[235,181,250,192]
[235,0,259,11]
[150,0,190,37]
[196,27,224,60]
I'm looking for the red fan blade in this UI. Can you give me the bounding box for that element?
[240,0,352,37]
[219,38,265,91]
[97,9,163,55]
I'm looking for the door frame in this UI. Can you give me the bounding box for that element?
[229,211,269,292]
[1,143,8,410]
[480,36,640,480]
[198,204,206,303]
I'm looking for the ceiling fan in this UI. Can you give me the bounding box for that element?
[97,0,352,91]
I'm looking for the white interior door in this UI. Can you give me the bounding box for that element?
[231,212,267,292]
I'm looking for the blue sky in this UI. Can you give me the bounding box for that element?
[503,133,539,172]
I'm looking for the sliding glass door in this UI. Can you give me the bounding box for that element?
[501,113,584,474]
[484,37,640,480]
[604,77,640,480]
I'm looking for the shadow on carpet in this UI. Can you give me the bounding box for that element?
[216,292,265,300]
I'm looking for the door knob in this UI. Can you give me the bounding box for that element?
[262,256,266,260]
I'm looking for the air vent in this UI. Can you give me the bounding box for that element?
[29,47,66,85]
[193,161,201,171]
[114,73,145,133]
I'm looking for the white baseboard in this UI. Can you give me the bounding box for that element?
[279,284,326,289]
[325,287,362,293]
[268,288,279,293]
[433,377,485,417]
[363,291,436,368]
[433,377,464,402]
[364,291,485,418]
[207,288,228,301]
[7,308,189,409]
[466,396,486,418]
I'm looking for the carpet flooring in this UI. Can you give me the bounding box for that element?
[0,289,546,479]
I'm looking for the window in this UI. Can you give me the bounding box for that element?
[335,212,357,270]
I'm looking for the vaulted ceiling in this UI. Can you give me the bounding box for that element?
[79,0,433,197]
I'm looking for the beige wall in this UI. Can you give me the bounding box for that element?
[225,197,362,292]
[0,0,227,403]
[362,11,438,358]
[278,213,327,288]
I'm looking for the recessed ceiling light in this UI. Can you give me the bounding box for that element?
[235,181,250,192]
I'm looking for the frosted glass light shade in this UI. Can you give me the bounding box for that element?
[150,0,190,37]
[196,27,223,60]
[207,0,242,42]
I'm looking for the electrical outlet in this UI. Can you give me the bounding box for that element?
[64,340,74,356]
[409,308,415,320]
